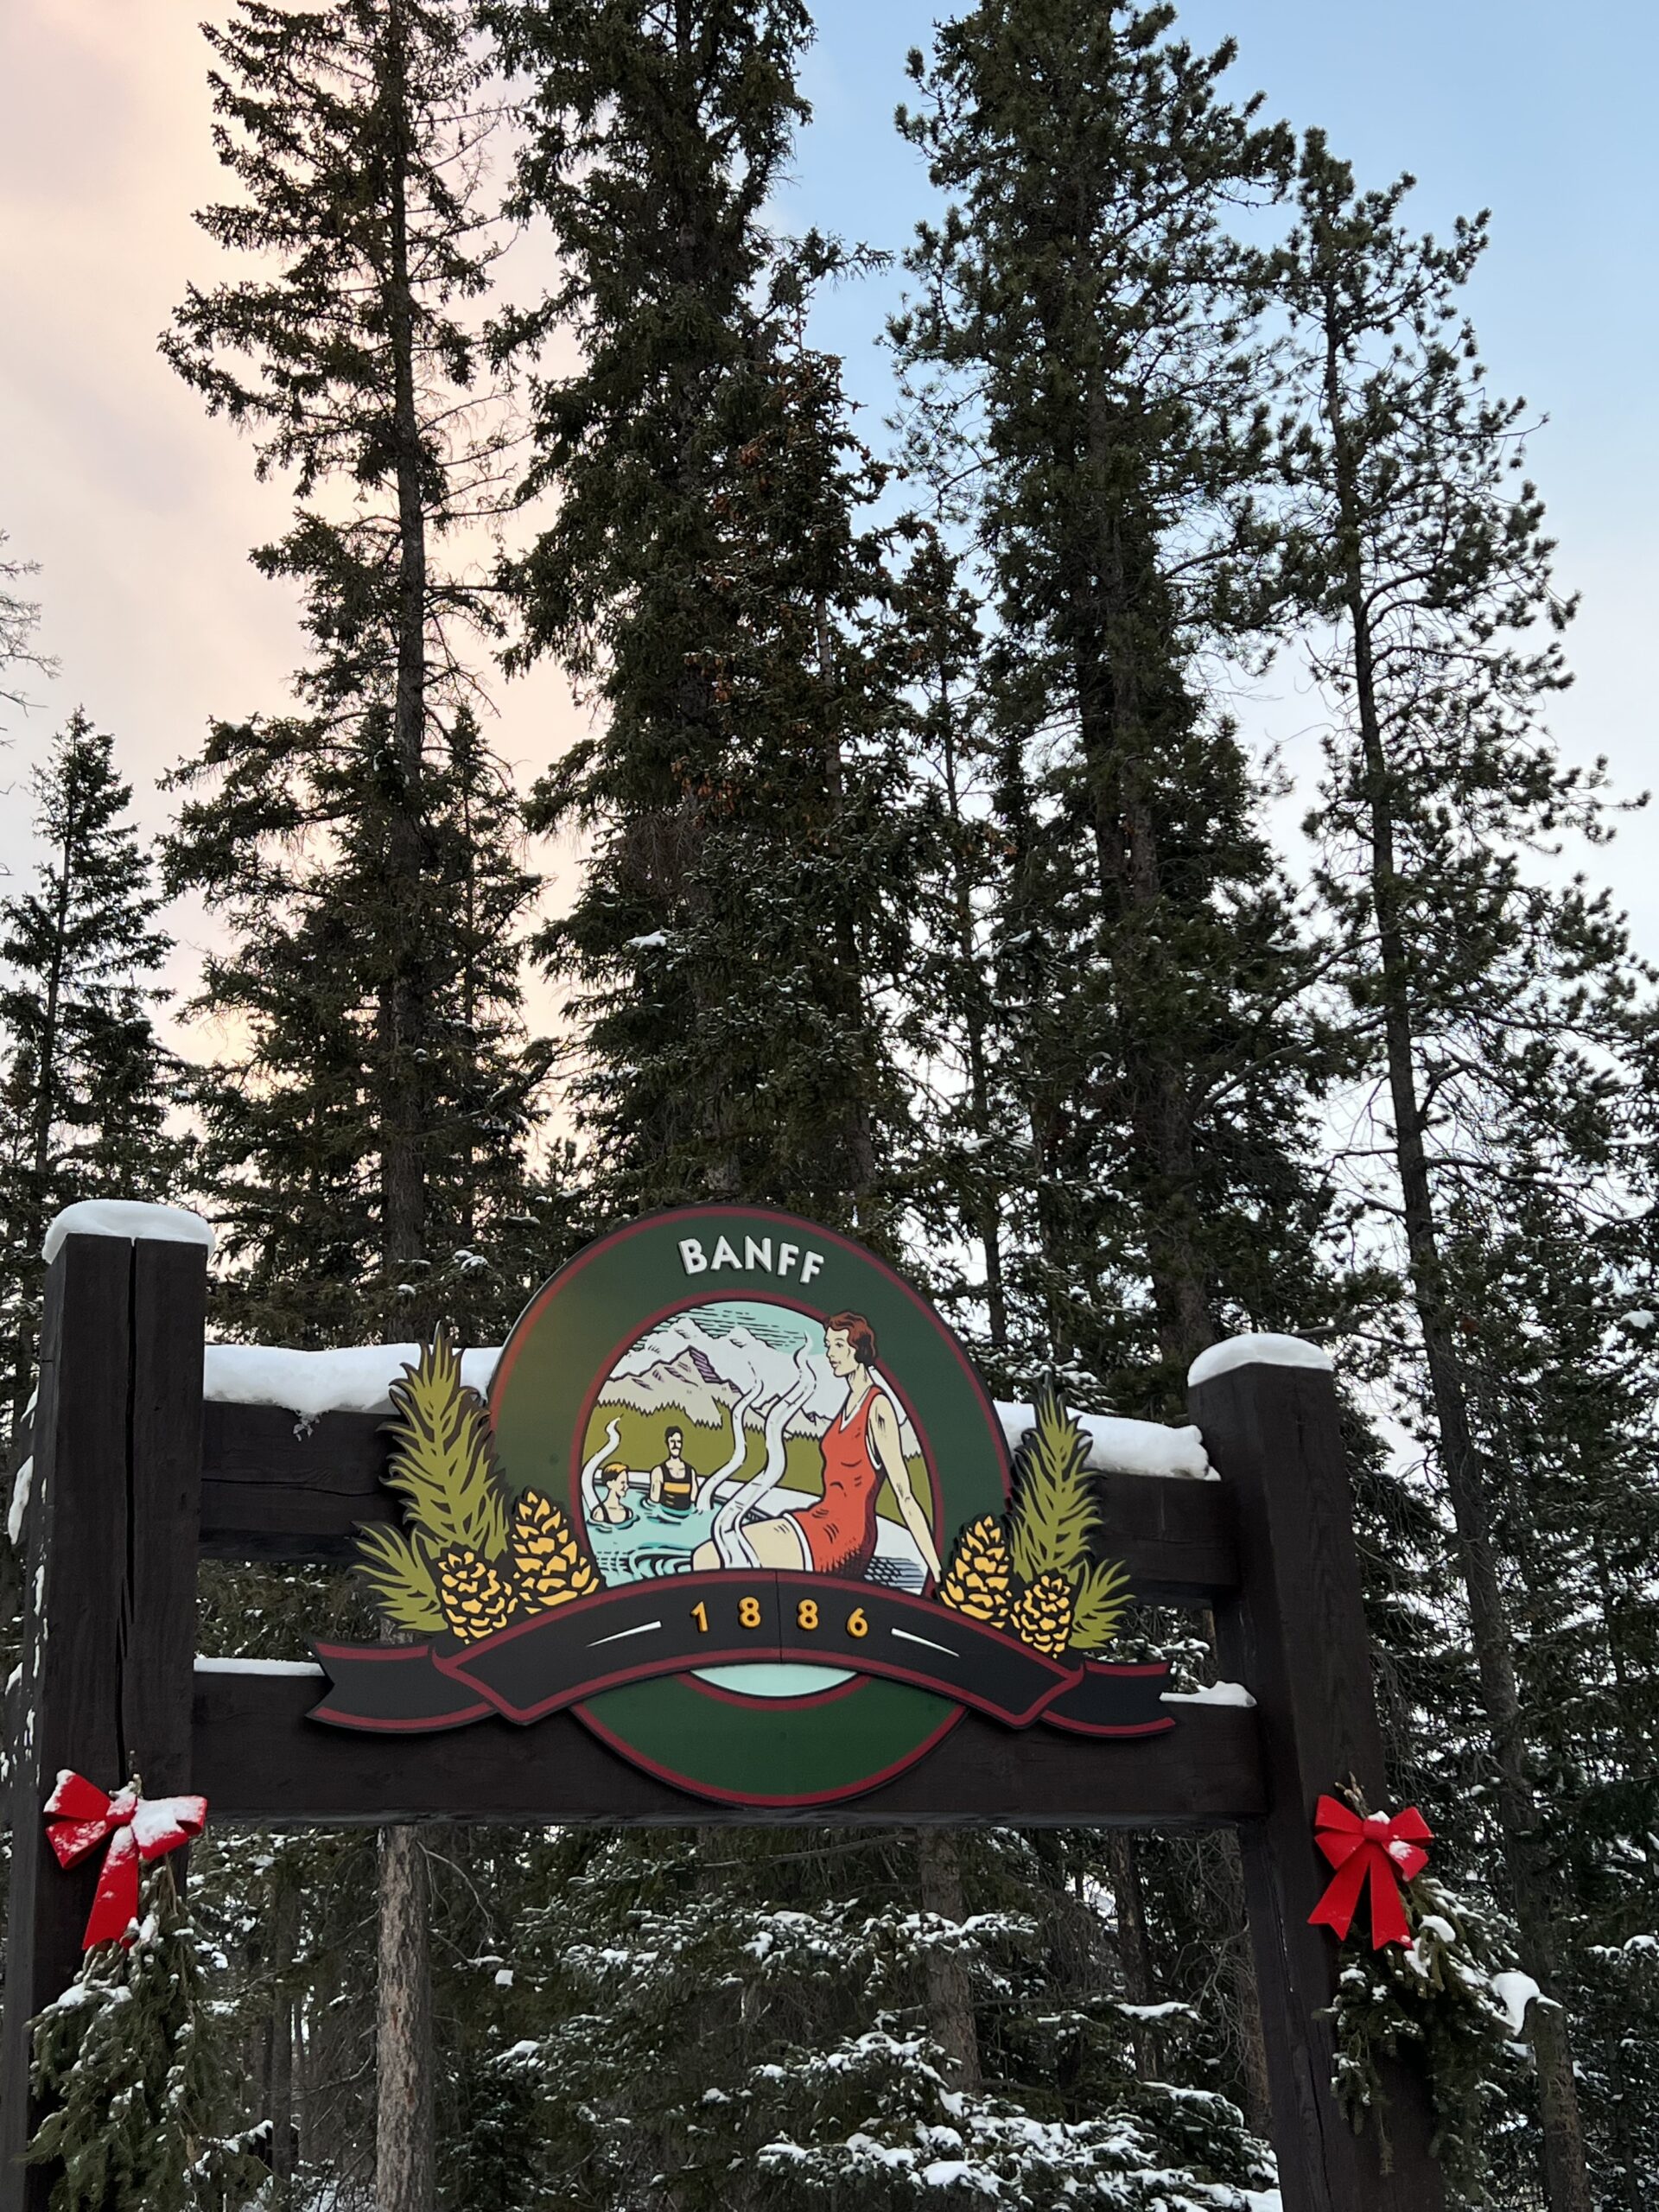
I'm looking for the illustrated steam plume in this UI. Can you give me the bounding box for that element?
[580,1416,623,1520]
[706,1376,766,1490]
[710,1338,817,1568]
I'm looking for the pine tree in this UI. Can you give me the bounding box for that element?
[891,0,1356,2136]
[0,709,178,1440]
[162,8,553,2206]
[499,1824,1273,2210]
[27,1857,264,2211]
[1272,126,1659,2209]
[893,0,1342,1413]
[485,0,919,1234]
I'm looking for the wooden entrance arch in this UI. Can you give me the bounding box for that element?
[0,1224,1444,2212]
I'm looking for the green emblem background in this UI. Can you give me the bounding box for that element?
[487,1205,1012,1804]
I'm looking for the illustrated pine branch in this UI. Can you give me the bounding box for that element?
[354,1522,445,1637]
[1065,1557,1134,1652]
[382,1328,509,1562]
[1006,1377,1100,1586]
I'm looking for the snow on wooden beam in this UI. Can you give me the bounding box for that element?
[201,1344,1212,1481]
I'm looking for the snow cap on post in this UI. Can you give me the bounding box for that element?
[41,1200,217,1266]
[1186,1332,1333,1389]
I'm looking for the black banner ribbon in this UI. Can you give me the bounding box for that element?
[311,1571,1173,1737]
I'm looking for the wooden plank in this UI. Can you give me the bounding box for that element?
[120,1240,208,1791]
[1093,1470,1236,1602]
[196,1403,1239,1598]
[1194,1357,1444,2212]
[0,1237,133,2212]
[198,1404,391,1560]
[193,1668,1265,1827]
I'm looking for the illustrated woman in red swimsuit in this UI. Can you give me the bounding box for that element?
[715,1313,942,1584]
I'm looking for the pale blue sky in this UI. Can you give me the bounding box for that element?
[776,0,1659,932]
[785,0,1657,523]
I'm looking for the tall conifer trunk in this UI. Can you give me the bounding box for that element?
[377,12,436,2205]
[933,614,1007,1346]
[377,1827,435,2212]
[1103,1833,1160,2077]
[381,0,433,1303]
[1321,302,1592,2212]
[916,1828,981,2088]
[1075,633,1215,1370]
[267,1875,297,2205]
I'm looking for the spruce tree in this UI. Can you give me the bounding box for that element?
[163,0,550,1347]
[162,9,552,2207]
[0,709,178,1442]
[1272,128,1659,2209]
[500,1824,1273,2210]
[893,0,1338,1412]
[475,3,1256,2190]
[484,0,918,1234]
[891,0,1357,2136]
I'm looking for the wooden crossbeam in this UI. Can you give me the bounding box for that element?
[195,1402,1239,1602]
[192,1666,1264,1827]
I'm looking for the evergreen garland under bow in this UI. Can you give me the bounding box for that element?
[1318,1785,1529,2198]
[355,1328,602,1643]
[28,1853,264,2211]
[938,1378,1132,1656]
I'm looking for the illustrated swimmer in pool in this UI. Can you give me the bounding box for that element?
[597,1461,634,1527]
[691,1314,941,1583]
[649,1427,702,1513]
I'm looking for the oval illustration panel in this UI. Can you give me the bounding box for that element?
[578,1297,939,1699]
[486,1205,1012,1802]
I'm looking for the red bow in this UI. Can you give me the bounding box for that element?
[43,1772,207,1950]
[1308,1794,1432,1948]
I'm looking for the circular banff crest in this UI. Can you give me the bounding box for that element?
[310,1205,1168,1806]
[487,1205,1010,1803]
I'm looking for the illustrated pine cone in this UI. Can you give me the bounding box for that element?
[435,1547,516,1643]
[511,1490,601,1612]
[1009,1571,1074,1657]
[938,1516,1013,1626]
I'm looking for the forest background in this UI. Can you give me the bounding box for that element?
[0,3,1656,2211]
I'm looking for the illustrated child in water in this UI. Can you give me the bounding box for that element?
[598,1462,633,1526]
[650,1427,701,1513]
[691,1313,942,1583]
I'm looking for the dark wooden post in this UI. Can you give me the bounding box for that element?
[1192,1342,1445,2212]
[0,1229,207,2210]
